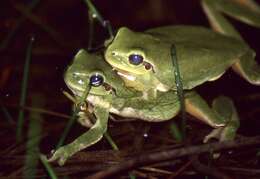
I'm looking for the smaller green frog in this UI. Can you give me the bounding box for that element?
[48,50,178,165]
[49,50,239,165]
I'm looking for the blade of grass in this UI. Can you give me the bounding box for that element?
[171,44,186,139]
[83,0,114,38]
[23,94,43,179]
[40,154,58,179]
[104,132,119,151]
[55,85,91,149]
[169,121,183,142]
[16,36,34,142]
[0,0,40,51]
[0,101,15,125]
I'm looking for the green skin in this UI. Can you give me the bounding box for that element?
[48,50,179,165]
[47,0,260,166]
[48,49,239,165]
[104,0,260,98]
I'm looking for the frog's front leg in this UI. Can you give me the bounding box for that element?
[201,0,260,85]
[76,103,96,128]
[48,106,109,165]
[185,91,239,142]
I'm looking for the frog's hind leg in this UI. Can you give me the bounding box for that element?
[184,91,239,142]
[201,0,260,85]
[201,0,260,40]
[185,91,226,128]
[203,96,240,142]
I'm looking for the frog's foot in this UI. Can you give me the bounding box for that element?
[48,106,109,166]
[185,91,227,128]
[204,96,240,142]
[185,92,240,142]
[203,123,237,142]
[48,145,73,166]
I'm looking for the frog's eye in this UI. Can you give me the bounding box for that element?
[128,54,143,65]
[89,74,104,87]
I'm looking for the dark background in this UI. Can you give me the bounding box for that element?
[1,0,260,178]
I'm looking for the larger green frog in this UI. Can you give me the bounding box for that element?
[104,0,260,98]
[49,49,239,165]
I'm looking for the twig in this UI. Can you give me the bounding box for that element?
[167,158,194,179]
[4,104,70,119]
[190,155,231,179]
[219,166,260,175]
[87,136,260,179]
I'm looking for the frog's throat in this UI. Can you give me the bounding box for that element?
[87,95,110,108]
[116,69,136,81]
[65,81,84,97]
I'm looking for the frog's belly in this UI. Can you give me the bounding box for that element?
[110,106,172,122]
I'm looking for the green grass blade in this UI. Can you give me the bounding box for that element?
[169,121,183,142]
[55,110,79,149]
[84,0,105,25]
[104,132,119,151]
[56,85,91,148]
[129,173,136,179]
[0,101,15,125]
[84,0,114,38]
[40,154,58,179]
[87,10,95,50]
[171,44,186,139]
[23,94,43,179]
[16,36,35,142]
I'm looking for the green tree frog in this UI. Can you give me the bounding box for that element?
[104,0,260,99]
[49,49,239,165]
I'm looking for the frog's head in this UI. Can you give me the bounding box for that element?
[65,49,140,98]
[64,50,116,97]
[105,27,162,76]
[105,27,174,89]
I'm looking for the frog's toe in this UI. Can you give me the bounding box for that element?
[204,125,237,143]
[57,157,66,166]
[203,128,223,143]
[48,147,70,166]
[218,125,237,141]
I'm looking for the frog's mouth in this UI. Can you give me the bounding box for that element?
[113,68,136,81]
[65,81,85,97]
[66,80,116,98]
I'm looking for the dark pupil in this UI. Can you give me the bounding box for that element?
[129,54,143,65]
[89,74,104,87]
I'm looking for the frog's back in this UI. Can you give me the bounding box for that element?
[146,25,247,50]
[146,25,251,89]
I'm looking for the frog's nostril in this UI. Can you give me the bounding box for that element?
[77,79,84,85]
[72,73,77,78]
[111,52,116,56]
